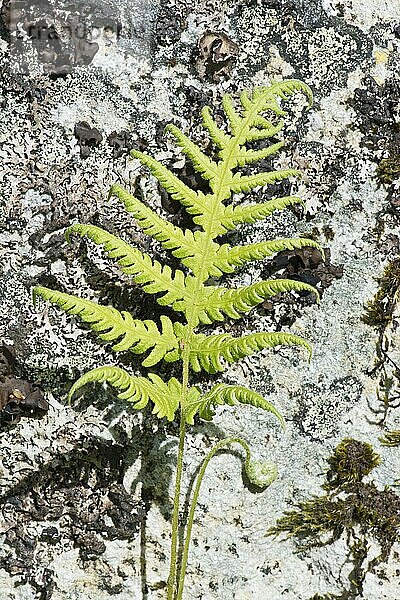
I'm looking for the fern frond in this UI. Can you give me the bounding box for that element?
[33,287,179,366]
[222,94,242,136]
[129,150,216,227]
[130,150,203,209]
[165,124,219,181]
[220,196,304,232]
[66,223,187,308]
[235,142,285,166]
[239,80,312,141]
[67,365,184,421]
[184,383,284,427]
[246,120,285,142]
[34,79,319,430]
[173,324,312,373]
[239,89,253,111]
[109,184,196,257]
[212,237,323,275]
[109,184,215,277]
[201,106,231,149]
[195,279,319,324]
[130,80,313,247]
[262,80,313,107]
[229,169,301,193]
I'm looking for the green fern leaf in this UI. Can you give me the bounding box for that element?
[201,105,231,149]
[211,237,323,275]
[228,168,301,194]
[222,94,242,135]
[262,80,313,107]
[173,324,312,373]
[220,196,304,232]
[34,79,318,420]
[165,124,219,181]
[128,151,212,222]
[186,383,285,428]
[246,120,285,142]
[111,178,216,233]
[195,279,319,324]
[235,142,285,166]
[33,287,179,365]
[68,365,183,421]
[66,223,188,308]
[109,184,197,259]
[109,183,222,278]
[128,79,315,253]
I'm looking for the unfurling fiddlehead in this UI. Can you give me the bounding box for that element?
[34,79,320,599]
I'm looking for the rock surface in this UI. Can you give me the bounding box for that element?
[0,0,400,598]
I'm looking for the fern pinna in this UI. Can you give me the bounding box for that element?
[34,80,320,599]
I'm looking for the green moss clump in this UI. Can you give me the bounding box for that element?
[377,155,400,185]
[362,258,400,329]
[269,482,400,554]
[269,495,352,545]
[324,438,380,490]
[363,259,400,423]
[268,439,400,598]
[380,430,400,447]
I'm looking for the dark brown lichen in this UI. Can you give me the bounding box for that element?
[107,130,133,159]
[196,31,239,82]
[74,121,103,159]
[0,345,48,425]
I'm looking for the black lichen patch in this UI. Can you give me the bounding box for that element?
[269,439,400,599]
[349,77,400,154]
[0,437,144,598]
[74,121,103,159]
[349,76,400,214]
[195,31,239,82]
[155,0,189,54]
[0,345,48,425]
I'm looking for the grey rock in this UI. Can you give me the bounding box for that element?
[0,0,399,598]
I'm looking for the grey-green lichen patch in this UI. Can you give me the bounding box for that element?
[1,0,400,598]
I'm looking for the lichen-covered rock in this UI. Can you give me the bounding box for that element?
[0,0,399,598]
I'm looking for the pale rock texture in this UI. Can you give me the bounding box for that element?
[0,0,399,598]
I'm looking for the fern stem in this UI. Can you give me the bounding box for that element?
[167,411,186,600]
[176,436,251,600]
[167,336,192,600]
